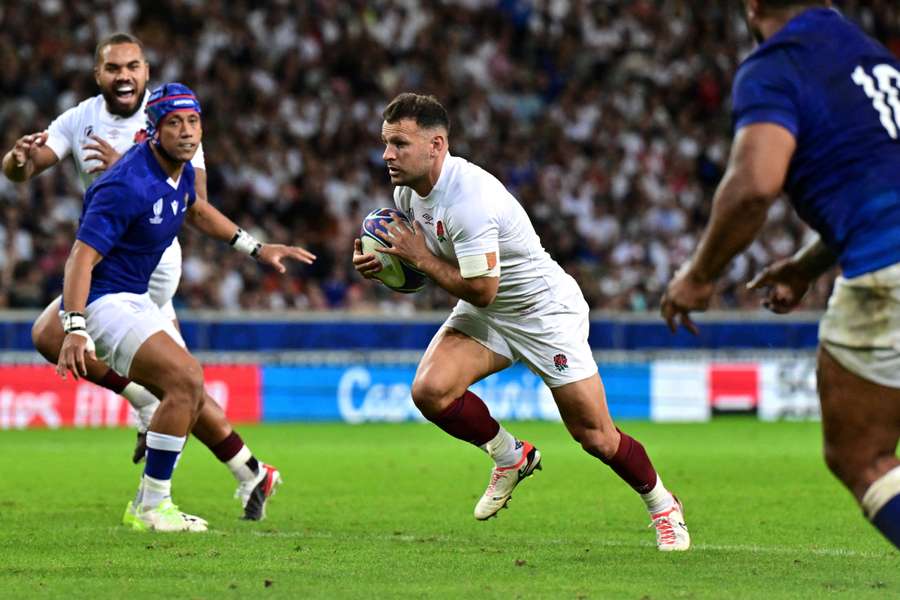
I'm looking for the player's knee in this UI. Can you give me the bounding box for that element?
[572,427,618,460]
[166,360,205,411]
[31,316,61,363]
[410,376,457,417]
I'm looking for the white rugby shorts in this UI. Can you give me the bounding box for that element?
[149,238,182,321]
[443,277,598,388]
[76,292,186,378]
[819,261,900,388]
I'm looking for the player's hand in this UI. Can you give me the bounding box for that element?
[12,131,48,167]
[56,331,97,381]
[660,264,715,335]
[376,219,431,269]
[82,135,121,174]
[746,258,811,314]
[353,238,382,278]
[256,243,316,273]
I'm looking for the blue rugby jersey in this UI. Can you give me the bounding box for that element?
[76,142,195,305]
[732,8,900,277]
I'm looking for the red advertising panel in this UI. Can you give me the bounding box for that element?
[0,364,260,430]
[708,363,759,413]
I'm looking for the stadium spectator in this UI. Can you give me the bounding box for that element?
[1,1,897,312]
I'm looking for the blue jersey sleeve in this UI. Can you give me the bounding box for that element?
[732,50,801,137]
[77,180,138,256]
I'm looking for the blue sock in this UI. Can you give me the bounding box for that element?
[872,495,900,550]
[144,431,185,480]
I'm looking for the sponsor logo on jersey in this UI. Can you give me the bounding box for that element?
[553,353,569,372]
[149,198,164,224]
[436,220,446,242]
[422,212,433,225]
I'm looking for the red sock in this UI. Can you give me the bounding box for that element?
[208,430,244,462]
[99,369,131,394]
[603,429,658,494]
[429,390,500,446]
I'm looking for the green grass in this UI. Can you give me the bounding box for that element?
[0,419,896,599]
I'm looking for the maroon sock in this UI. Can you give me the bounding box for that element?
[99,369,131,394]
[429,390,500,446]
[602,429,658,494]
[208,430,244,462]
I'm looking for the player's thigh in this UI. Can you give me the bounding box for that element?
[413,326,511,409]
[32,296,64,358]
[818,346,900,493]
[129,330,203,400]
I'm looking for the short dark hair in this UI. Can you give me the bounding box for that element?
[94,32,145,65]
[382,93,450,135]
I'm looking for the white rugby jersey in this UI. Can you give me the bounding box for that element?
[45,90,206,192]
[394,154,577,313]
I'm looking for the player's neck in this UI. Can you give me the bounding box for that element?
[413,151,447,198]
[757,6,817,41]
[149,142,185,181]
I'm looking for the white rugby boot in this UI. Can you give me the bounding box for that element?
[130,499,208,532]
[650,495,690,551]
[474,440,542,520]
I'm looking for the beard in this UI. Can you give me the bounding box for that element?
[100,84,145,118]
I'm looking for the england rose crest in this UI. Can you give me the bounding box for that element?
[553,353,569,372]
[435,220,446,242]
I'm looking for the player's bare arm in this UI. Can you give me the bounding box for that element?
[81,134,122,174]
[57,240,103,380]
[661,123,796,333]
[377,218,498,307]
[747,236,836,313]
[1,130,60,182]
[186,169,316,272]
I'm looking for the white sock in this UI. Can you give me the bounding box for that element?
[121,382,159,409]
[862,465,900,519]
[122,383,160,433]
[480,426,520,468]
[226,445,257,484]
[640,474,674,514]
[141,474,171,510]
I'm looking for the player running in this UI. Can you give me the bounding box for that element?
[56,82,314,531]
[353,93,690,551]
[2,34,297,521]
[661,1,900,550]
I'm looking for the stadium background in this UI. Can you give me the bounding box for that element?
[2,1,897,430]
[2,2,900,597]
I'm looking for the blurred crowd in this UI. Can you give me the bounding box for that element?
[1,0,898,313]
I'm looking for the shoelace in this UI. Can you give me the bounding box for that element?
[485,468,508,494]
[650,514,677,545]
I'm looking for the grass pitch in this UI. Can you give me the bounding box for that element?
[1,419,897,599]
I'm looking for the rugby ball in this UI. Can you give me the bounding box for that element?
[360,208,428,293]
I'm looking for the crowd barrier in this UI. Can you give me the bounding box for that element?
[0,356,819,430]
[0,311,822,430]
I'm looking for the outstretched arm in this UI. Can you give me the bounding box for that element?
[57,240,103,379]
[661,123,797,333]
[186,168,316,271]
[2,131,60,182]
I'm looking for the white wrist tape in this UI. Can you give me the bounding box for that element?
[458,252,500,279]
[67,329,96,353]
[230,228,262,258]
[62,311,86,333]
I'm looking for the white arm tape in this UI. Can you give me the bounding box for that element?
[458,252,500,279]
